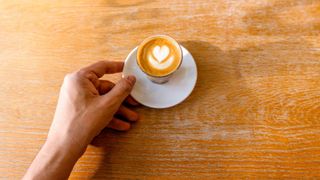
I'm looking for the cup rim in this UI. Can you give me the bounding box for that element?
[136,34,183,78]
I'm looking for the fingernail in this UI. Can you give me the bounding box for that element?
[126,75,136,84]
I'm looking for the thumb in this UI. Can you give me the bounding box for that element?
[104,75,136,105]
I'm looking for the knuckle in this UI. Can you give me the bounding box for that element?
[85,71,96,80]
[63,71,81,83]
[77,69,87,77]
[63,73,74,81]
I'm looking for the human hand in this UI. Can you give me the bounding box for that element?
[48,61,139,156]
[24,61,139,180]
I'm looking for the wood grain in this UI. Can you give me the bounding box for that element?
[1,0,320,179]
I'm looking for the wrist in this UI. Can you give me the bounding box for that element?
[45,131,87,161]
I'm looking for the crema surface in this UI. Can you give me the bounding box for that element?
[137,37,181,76]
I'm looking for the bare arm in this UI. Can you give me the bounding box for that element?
[23,61,138,180]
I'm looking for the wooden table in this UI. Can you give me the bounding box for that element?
[1,0,320,179]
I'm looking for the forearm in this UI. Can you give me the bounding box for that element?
[23,135,85,180]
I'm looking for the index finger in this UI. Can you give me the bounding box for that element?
[81,61,124,78]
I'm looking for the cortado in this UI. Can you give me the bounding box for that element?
[137,35,182,77]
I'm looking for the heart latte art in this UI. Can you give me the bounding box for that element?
[148,45,174,70]
[137,36,182,77]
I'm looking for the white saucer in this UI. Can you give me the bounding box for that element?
[122,46,197,109]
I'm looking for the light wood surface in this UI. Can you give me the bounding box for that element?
[1,0,320,179]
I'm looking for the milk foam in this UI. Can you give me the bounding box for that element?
[148,54,174,70]
[152,45,169,63]
[146,45,175,70]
